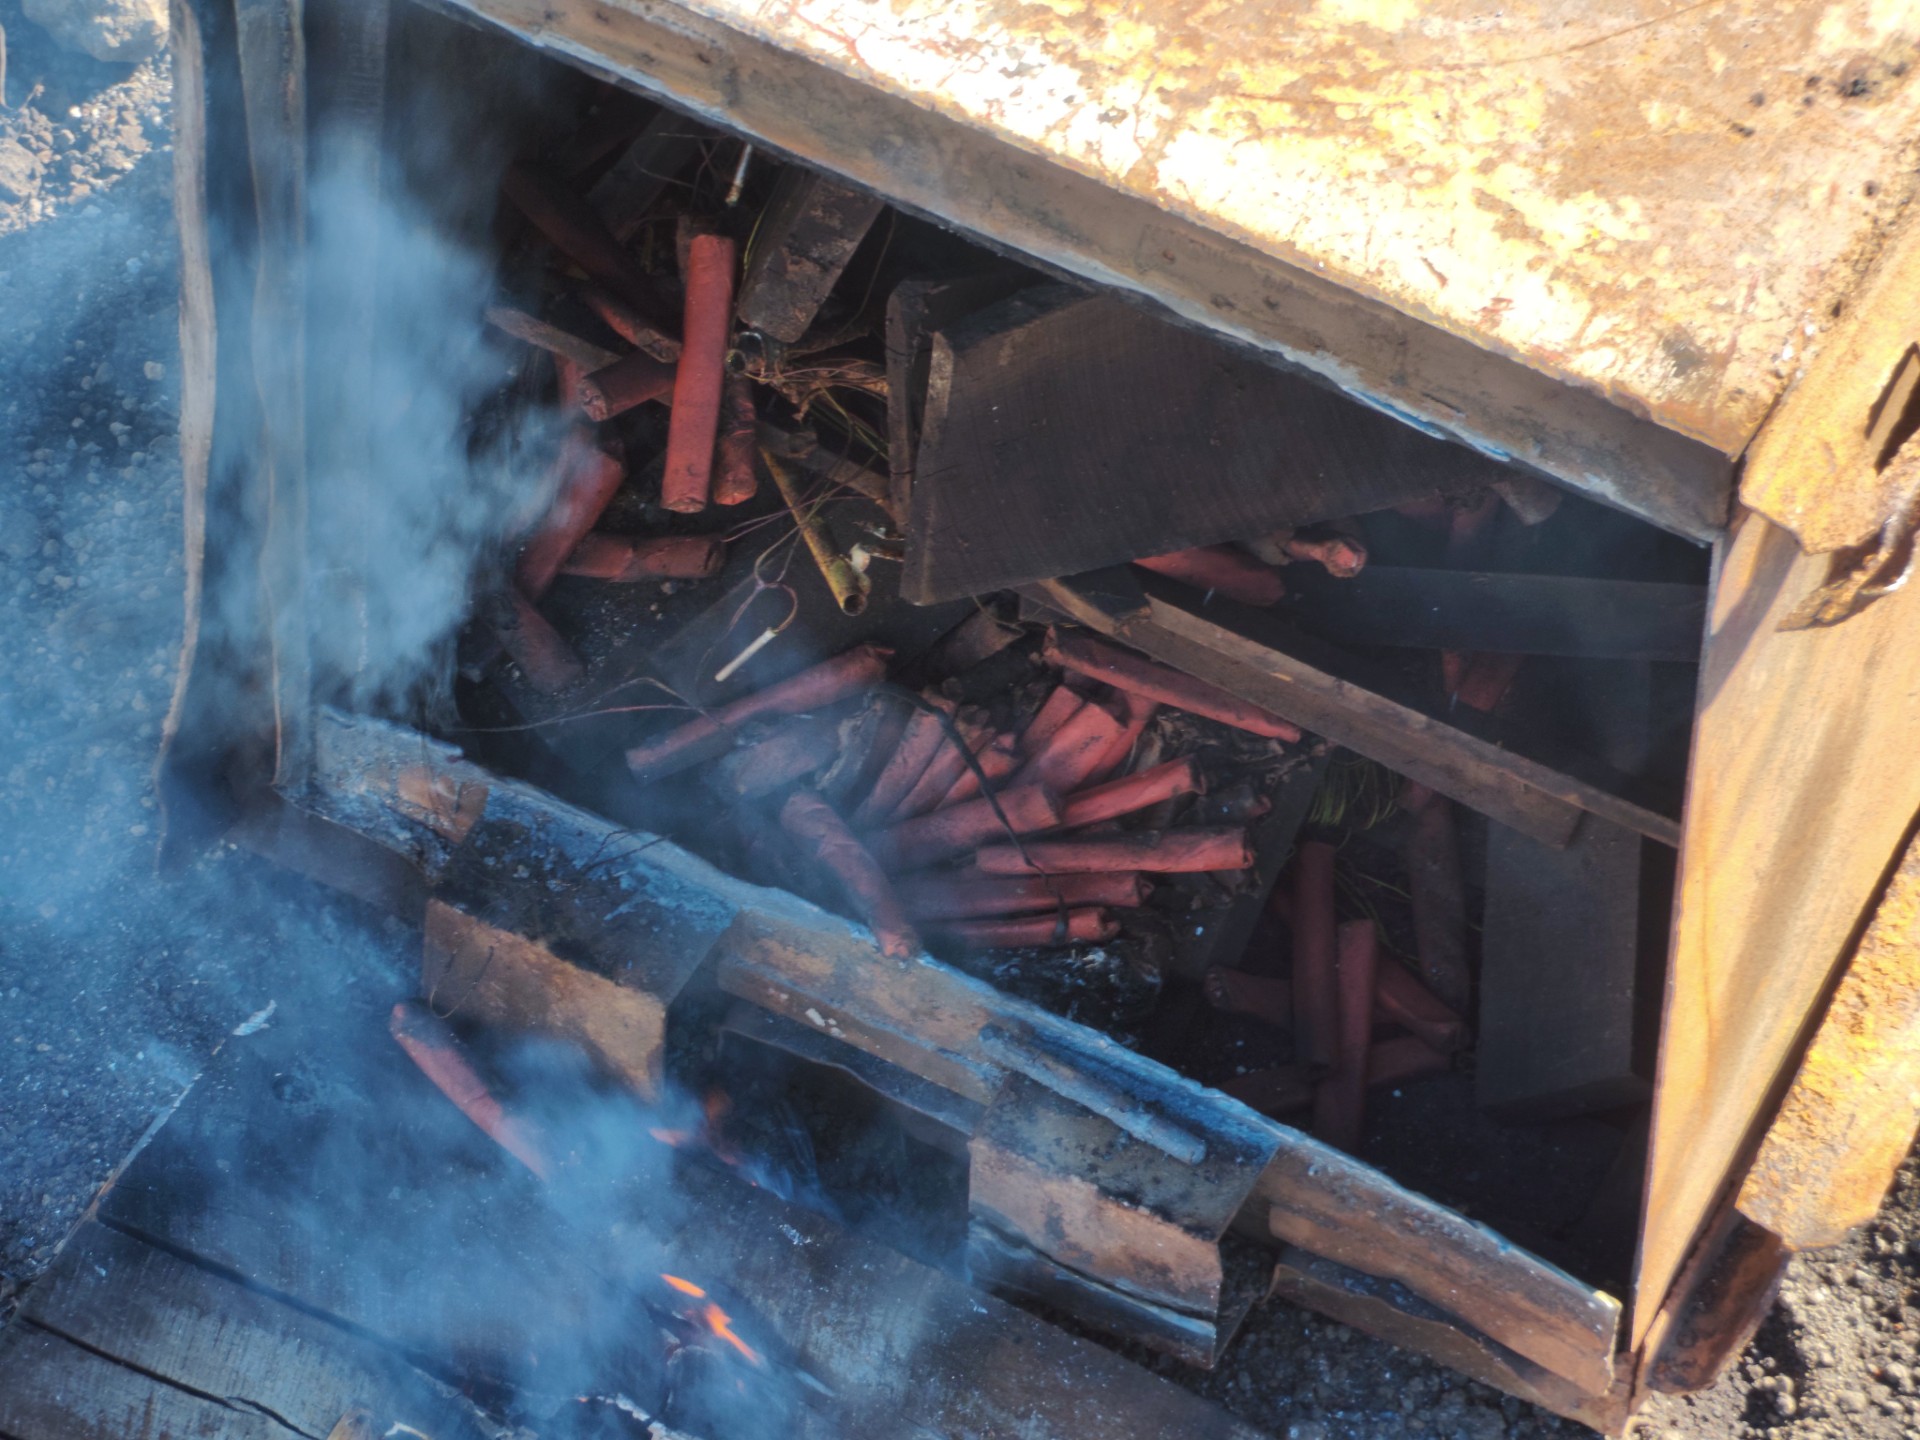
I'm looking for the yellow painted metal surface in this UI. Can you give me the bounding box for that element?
[1738,828,1920,1250]
[679,0,1920,459]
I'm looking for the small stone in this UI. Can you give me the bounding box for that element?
[23,0,169,62]
[0,138,40,204]
[143,360,164,381]
[1837,1388,1869,1414]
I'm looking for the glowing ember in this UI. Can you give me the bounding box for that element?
[662,1273,707,1298]
[702,1302,764,1367]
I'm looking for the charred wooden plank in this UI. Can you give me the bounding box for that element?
[0,1323,291,1440]
[901,287,1500,603]
[1250,1144,1622,1398]
[1050,573,1681,848]
[736,168,885,343]
[1478,818,1666,1120]
[1737,826,1920,1249]
[968,1072,1279,1364]
[15,1224,490,1440]
[1266,1248,1628,1432]
[1281,565,1706,661]
[586,107,708,243]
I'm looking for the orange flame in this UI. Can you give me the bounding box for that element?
[702,1303,763,1366]
[661,1273,707,1298]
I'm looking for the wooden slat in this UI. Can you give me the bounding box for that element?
[16,1224,488,1440]
[1267,1248,1627,1433]
[1253,1146,1621,1400]
[735,167,885,343]
[901,287,1491,603]
[1635,511,1920,1343]
[1049,575,1679,848]
[0,1323,290,1440]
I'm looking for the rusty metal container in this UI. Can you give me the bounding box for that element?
[163,0,1920,1430]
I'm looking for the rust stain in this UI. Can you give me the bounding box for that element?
[690,0,1920,454]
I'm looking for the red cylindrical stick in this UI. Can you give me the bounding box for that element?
[1366,1034,1453,1087]
[888,718,991,823]
[579,350,676,422]
[1291,840,1339,1073]
[975,828,1250,876]
[1313,918,1379,1152]
[1373,960,1470,1055]
[713,373,760,506]
[626,644,890,781]
[500,162,663,316]
[389,1000,552,1180]
[1284,533,1367,578]
[578,283,682,363]
[517,434,629,599]
[940,734,1020,806]
[1044,630,1302,742]
[1084,694,1157,785]
[876,783,1062,871]
[1133,544,1285,606]
[1019,685,1085,754]
[1058,756,1203,829]
[710,715,843,797]
[497,589,585,693]
[561,533,725,582]
[1014,700,1125,795]
[852,699,957,828]
[661,234,737,512]
[895,871,1151,921]
[933,908,1119,948]
[780,791,919,960]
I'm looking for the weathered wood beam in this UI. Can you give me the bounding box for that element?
[736,167,885,343]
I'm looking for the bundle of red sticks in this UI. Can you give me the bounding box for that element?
[621,623,1311,964]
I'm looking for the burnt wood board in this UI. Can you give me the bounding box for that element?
[902,286,1514,603]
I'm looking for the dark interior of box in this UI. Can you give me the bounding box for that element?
[296,0,1713,1406]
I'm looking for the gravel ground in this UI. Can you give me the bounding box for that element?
[1,16,1918,1439]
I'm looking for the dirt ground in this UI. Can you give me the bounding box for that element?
[2,13,1918,1439]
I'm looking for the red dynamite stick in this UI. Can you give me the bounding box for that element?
[852,700,956,827]
[876,783,1062,871]
[888,719,991,823]
[1283,533,1368,578]
[1058,756,1203,829]
[1084,694,1157,785]
[626,644,890,780]
[498,589,585,693]
[895,871,1151,921]
[939,734,1020,807]
[500,162,663,316]
[553,354,588,411]
[975,828,1250,875]
[517,435,629,599]
[779,791,919,959]
[710,716,843,797]
[1453,651,1523,713]
[1044,630,1302,742]
[1373,960,1470,1055]
[578,284,682,363]
[561,533,725,582]
[1313,918,1379,1152]
[713,374,761,506]
[1366,1034,1453,1087]
[1018,686,1084,754]
[389,1001,553,1180]
[1291,840,1339,1073]
[933,908,1119,948]
[580,350,677,422]
[1013,700,1125,795]
[1133,544,1285,606]
[661,234,737,513]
